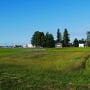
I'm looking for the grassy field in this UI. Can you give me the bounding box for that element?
[0,48,90,90]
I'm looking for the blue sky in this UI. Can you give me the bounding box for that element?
[0,0,90,45]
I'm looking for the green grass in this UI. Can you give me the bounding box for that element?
[0,48,90,90]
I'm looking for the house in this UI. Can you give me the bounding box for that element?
[79,43,85,47]
[55,43,62,48]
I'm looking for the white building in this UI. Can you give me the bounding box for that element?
[55,43,62,48]
[26,44,35,48]
[79,43,85,47]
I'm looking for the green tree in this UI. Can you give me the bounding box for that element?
[31,31,39,46]
[63,28,70,47]
[79,38,85,43]
[31,31,45,47]
[31,31,55,48]
[57,28,62,43]
[45,32,55,48]
[73,38,79,47]
[40,32,45,47]
[86,31,90,47]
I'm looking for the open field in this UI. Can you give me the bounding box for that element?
[0,48,90,90]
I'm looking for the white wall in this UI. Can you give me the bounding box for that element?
[79,44,84,47]
[26,44,36,48]
[27,44,33,48]
[55,43,62,48]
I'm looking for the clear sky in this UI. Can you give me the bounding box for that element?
[0,0,90,45]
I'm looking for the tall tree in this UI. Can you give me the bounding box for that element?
[63,28,70,47]
[86,31,90,47]
[57,28,62,43]
[45,32,55,48]
[40,32,45,47]
[73,38,79,47]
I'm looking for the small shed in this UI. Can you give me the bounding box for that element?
[79,43,85,47]
[55,43,62,48]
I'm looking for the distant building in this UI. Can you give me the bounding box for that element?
[79,43,85,47]
[26,44,35,48]
[55,43,62,48]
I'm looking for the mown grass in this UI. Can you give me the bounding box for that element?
[0,48,90,90]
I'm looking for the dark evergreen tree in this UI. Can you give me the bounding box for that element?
[57,28,62,43]
[73,38,79,47]
[45,32,55,48]
[79,38,85,43]
[40,32,45,47]
[31,31,38,46]
[86,31,90,47]
[63,28,70,47]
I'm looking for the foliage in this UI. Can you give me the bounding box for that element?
[63,28,70,47]
[31,31,55,48]
[45,32,55,48]
[31,29,72,47]
[31,29,90,48]
[56,28,62,43]
[79,38,85,43]
[86,31,90,47]
[86,41,90,47]
[73,38,79,47]
[31,31,45,47]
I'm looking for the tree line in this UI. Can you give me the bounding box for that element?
[31,28,90,48]
[31,31,55,48]
[31,28,70,48]
[73,31,90,47]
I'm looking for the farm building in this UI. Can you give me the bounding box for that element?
[79,43,85,47]
[26,44,35,48]
[55,43,62,48]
